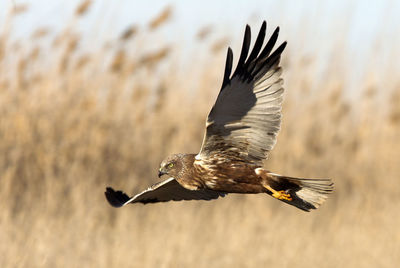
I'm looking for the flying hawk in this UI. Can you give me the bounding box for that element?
[105,21,333,211]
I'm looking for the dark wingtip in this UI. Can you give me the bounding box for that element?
[227,47,233,56]
[221,47,233,89]
[105,187,130,208]
[277,41,288,55]
[245,21,267,65]
[232,24,251,76]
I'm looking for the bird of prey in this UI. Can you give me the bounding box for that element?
[105,21,333,211]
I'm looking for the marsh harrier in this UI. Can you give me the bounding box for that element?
[105,21,333,211]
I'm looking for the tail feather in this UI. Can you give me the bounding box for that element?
[265,172,333,212]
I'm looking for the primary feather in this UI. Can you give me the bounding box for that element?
[198,21,287,165]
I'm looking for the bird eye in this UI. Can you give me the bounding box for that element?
[168,163,174,168]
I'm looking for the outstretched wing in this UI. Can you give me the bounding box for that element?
[105,177,226,207]
[198,21,286,165]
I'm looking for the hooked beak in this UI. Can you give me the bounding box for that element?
[158,170,166,178]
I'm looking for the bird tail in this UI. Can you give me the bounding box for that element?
[259,170,333,211]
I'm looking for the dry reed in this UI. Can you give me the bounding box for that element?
[0,3,399,268]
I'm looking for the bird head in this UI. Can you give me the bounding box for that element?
[158,154,184,178]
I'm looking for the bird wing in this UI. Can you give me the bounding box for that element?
[197,21,286,165]
[105,177,226,207]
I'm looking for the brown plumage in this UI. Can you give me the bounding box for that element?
[105,21,333,212]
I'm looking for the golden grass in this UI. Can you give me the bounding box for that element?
[1,3,400,268]
[148,5,173,30]
[75,0,92,16]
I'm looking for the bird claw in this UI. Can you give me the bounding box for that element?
[264,184,293,201]
[272,190,292,201]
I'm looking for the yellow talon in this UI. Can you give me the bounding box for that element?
[264,185,292,201]
[272,190,292,201]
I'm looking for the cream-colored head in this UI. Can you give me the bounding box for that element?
[158,154,187,179]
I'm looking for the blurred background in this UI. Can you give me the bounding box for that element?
[1,0,399,267]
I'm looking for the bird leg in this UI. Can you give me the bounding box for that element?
[264,185,292,201]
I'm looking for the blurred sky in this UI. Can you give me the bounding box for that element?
[1,0,400,96]
[2,0,398,42]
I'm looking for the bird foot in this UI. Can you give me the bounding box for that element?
[264,185,292,201]
[272,190,292,201]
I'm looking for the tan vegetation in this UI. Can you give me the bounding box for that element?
[1,2,399,267]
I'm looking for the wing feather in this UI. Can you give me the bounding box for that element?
[232,25,251,77]
[198,21,286,164]
[221,48,233,89]
[105,178,225,207]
